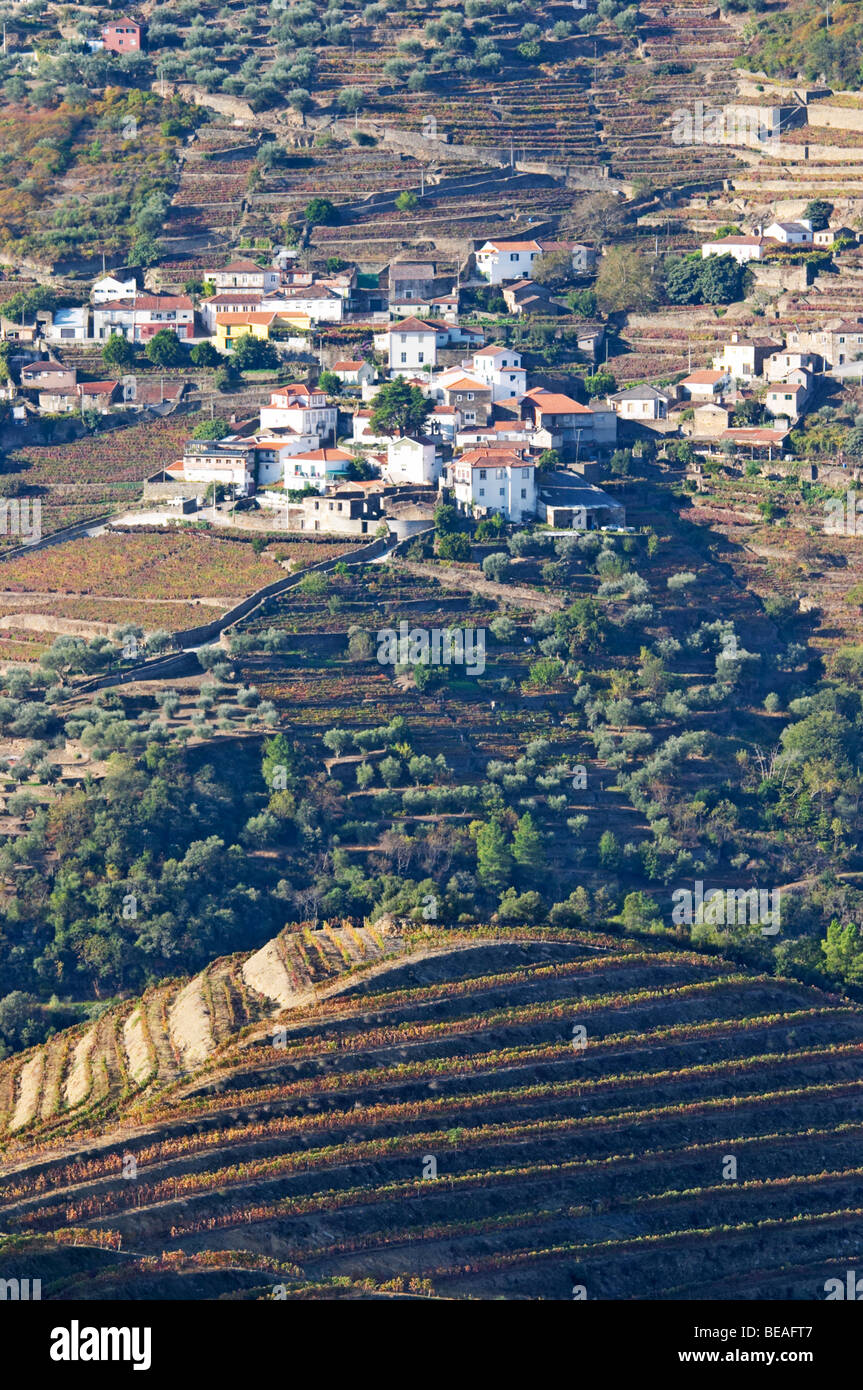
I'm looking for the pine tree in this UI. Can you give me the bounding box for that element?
[476,818,513,893]
[262,733,297,792]
[512,812,545,877]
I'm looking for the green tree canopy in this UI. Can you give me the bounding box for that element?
[369,378,432,437]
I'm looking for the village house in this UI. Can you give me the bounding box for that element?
[813,225,856,247]
[131,380,190,410]
[44,307,90,343]
[383,435,442,487]
[388,261,436,308]
[331,360,375,388]
[318,269,357,301]
[428,403,461,439]
[277,284,344,323]
[206,259,281,293]
[428,294,459,323]
[689,402,733,437]
[260,384,337,440]
[93,294,195,342]
[445,448,537,523]
[352,410,389,444]
[537,470,626,529]
[700,235,770,265]
[214,311,287,353]
[609,384,674,421]
[284,446,354,492]
[469,345,527,402]
[91,274,137,304]
[277,486,384,535]
[475,238,595,285]
[75,380,120,412]
[0,316,43,344]
[174,440,257,495]
[439,375,493,426]
[576,325,605,363]
[200,292,264,332]
[101,19,142,52]
[787,320,863,370]
[765,378,811,422]
[712,332,781,381]
[680,368,732,400]
[455,420,536,450]
[518,386,617,452]
[20,360,77,395]
[762,219,813,245]
[501,280,558,316]
[386,317,438,373]
[246,433,323,486]
[764,349,821,382]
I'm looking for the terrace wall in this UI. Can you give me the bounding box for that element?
[807,103,863,133]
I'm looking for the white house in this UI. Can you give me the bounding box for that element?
[679,368,732,399]
[91,274,137,304]
[713,333,782,381]
[331,360,375,388]
[475,238,594,285]
[259,384,338,439]
[248,432,323,486]
[44,307,90,342]
[386,317,438,373]
[762,219,813,245]
[469,345,527,402]
[383,435,441,486]
[277,284,344,323]
[609,384,673,420]
[446,449,536,523]
[765,373,812,421]
[284,446,353,492]
[92,294,195,342]
[174,440,256,495]
[207,258,281,292]
[764,350,820,382]
[700,235,768,265]
[352,410,389,444]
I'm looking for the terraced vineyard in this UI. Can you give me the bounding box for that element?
[1,925,862,1300]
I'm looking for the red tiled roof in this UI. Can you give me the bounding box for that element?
[290,448,353,462]
[524,387,590,414]
[77,380,118,394]
[389,316,436,332]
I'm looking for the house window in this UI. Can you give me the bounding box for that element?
[479,487,485,496]
[499,487,505,497]
[400,353,407,364]
[521,468,530,478]
[467,392,474,401]
[510,253,518,261]
[521,488,526,499]
[418,353,424,364]
[495,469,505,479]
[479,469,486,479]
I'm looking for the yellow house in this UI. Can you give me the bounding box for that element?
[214,312,276,352]
[214,311,311,352]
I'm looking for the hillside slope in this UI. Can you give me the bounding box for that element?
[1,923,862,1300]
